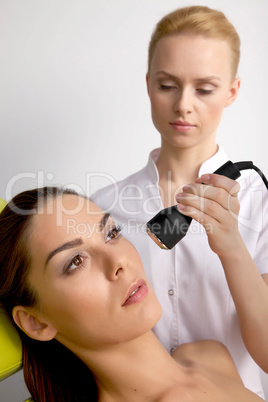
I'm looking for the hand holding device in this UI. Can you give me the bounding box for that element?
[146,161,268,250]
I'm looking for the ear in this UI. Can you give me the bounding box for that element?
[12,306,57,341]
[225,78,241,108]
[146,73,150,95]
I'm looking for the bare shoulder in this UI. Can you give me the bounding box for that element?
[172,340,242,383]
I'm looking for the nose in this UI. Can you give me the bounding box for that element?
[100,244,128,281]
[173,87,193,115]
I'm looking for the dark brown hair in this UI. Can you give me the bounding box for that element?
[0,187,98,401]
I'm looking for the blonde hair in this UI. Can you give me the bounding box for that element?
[148,6,240,80]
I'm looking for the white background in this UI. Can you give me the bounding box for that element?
[0,0,267,400]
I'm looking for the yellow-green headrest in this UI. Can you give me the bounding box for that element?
[0,198,7,213]
[0,310,22,380]
[0,197,23,381]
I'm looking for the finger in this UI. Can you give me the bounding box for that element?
[176,201,213,230]
[176,193,223,222]
[177,183,240,214]
[195,174,240,196]
[177,197,240,235]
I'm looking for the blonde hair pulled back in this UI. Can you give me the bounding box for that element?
[148,6,240,80]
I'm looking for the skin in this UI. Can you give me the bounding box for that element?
[12,195,263,401]
[178,173,268,372]
[146,33,268,373]
[147,34,239,157]
[14,195,161,349]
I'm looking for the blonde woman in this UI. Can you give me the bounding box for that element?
[91,6,268,397]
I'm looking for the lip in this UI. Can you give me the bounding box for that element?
[122,278,148,306]
[169,120,196,132]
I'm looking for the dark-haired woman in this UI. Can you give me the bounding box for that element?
[0,187,264,401]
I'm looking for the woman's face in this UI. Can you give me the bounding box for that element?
[147,34,240,151]
[26,194,161,351]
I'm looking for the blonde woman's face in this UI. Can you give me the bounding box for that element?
[26,195,161,352]
[147,34,240,151]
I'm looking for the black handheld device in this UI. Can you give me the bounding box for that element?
[146,160,268,250]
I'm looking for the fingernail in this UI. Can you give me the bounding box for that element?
[182,185,191,192]
[201,174,211,182]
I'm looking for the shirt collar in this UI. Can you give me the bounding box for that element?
[198,146,229,176]
[146,148,160,184]
[145,146,229,184]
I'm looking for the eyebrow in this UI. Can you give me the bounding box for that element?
[156,71,222,83]
[44,212,111,267]
[99,212,111,229]
[45,238,84,267]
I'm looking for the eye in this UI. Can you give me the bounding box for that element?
[63,254,87,275]
[197,88,214,95]
[159,85,177,91]
[106,225,122,243]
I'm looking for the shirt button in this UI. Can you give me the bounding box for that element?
[170,347,176,354]
[168,289,174,296]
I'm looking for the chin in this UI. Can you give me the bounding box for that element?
[143,293,162,329]
[128,296,163,340]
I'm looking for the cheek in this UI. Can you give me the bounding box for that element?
[150,96,170,130]
[150,92,169,112]
[201,97,226,122]
[42,286,111,347]
[35,276,100,326]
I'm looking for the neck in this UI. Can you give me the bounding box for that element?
[156,141,218,186]
[77,331,181,401]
